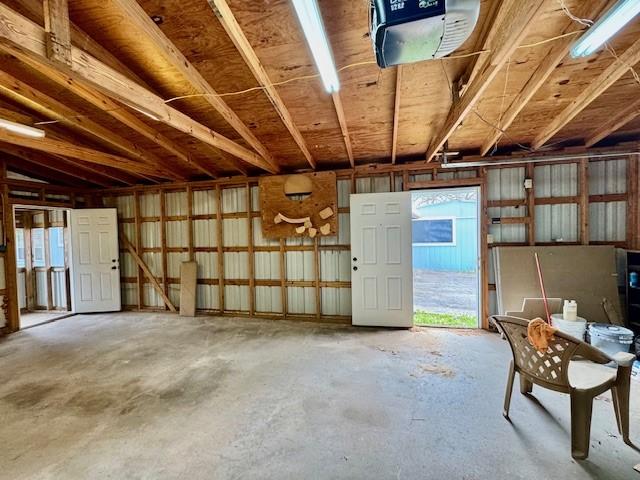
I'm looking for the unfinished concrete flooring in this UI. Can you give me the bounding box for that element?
[0,313,638,479]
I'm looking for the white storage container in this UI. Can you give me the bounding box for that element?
[551,314,586,340]
[588,324,634,357]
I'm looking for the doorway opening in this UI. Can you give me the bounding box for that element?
[411,187,480,328]
[14,206,73,329]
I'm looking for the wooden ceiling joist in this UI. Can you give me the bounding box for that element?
[208,0,315,169]
[532,37,640,150]
[391,66,403,165]
[0,69,187,180]
[331,92,354,168]
[0,3,276,174]
[585,97,640,147]
[3,152,91,186]
[0,145,109,186]
[425,0,544,162]
[50,154,138,186]
[108,0,279,172]
[0,129,168,178]
[480,0,610,156]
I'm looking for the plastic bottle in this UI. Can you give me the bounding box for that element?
[563,300,578,321]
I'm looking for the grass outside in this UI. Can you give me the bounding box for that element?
[414,310,477,328]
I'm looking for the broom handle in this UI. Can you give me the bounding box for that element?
[534,252,551,324]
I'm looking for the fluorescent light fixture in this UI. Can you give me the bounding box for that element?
[441,151,639,168]
[570,0,640,58]
[0,118,45,138]
[292,0,340,93]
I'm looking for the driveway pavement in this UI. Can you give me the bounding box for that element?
[413,269,478,316]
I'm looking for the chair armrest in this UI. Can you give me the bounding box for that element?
[612,352,636,367]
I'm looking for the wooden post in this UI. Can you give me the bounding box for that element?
[215,185,225,313]
[313,237,321,320]
[133,191,143,309]
[627,155,639,249]
[23,213,34,312]
[279,238,287,318]
[44,210,53,310]
[159,189,168,306]
[246,183,255,315]
[526,163,536,245]
[480,167,490,329]
[3,184,19,332]
[579,158,589,245]
[187,186,194,261]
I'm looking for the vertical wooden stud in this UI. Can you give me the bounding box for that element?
[579,158,589,245]
[44,211,53,310]
[526,162,536,245]
[279,238,287,318]
[313,236,321,320]
[24,213,34,312]
[215,185,225,313]
[627,155,639,249]
[134,191,143,309]
[3,185,19,332]
[480,167,490,329]
[187,186,194,261]
[246,183,255,316]
[159,189,168,306]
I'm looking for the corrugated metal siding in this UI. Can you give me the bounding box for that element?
[535,163,577,197]
[52,271,66,308]
[589,159,627,195]
[590,202,626,242]
[488,167,525,200]
[535,204,578,242]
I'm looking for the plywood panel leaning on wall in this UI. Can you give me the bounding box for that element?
[259,172,338,239]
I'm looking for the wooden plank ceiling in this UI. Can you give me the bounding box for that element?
[0,0,638,187]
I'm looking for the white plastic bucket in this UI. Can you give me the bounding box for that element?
[588,324,634,357]
[552,315,587,340]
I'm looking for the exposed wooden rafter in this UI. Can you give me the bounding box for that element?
[108,0,279,172]
[480,0,610,156]
[0,68,186,180]
[425,0,545,162]
[332,92,354,168]
[585,97,640,147]
[391,65,403,164]
[0,145,109,186]
[532,37,640,150]
[0,129,168,178]
[0,3,276,174]
[208,0,315,169]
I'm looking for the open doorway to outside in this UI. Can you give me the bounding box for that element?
[14,206,73,329]
[411,187,480,328]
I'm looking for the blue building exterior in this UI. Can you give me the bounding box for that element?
[412,193,478,273]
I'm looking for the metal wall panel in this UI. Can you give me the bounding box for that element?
[192,189,217,215]
[590,202,626,242]
[122,283,137,306]
[285,251,314,281]
[535,204,579,243]
[321,288,351,316]
[287,287,316,314]
[356,176,391,193]
[166,221,188,248]
[222,218,248,247]
[488,167,525,200]
[114,195,134,218]
[197,285,218,310]
[167,252,190,278]
[17,272,25,309]
[225,285,249,311]
[165,191,187,216]
[139,193,160,217]
[319,250,351,282]
[141,222,160,248]
[535,163,577,197]
[194,252,217,279]
[222,187,247,213]
[255,286,282,313]
[254,252,279,280]
[35,270,47,306]
[51,270,66,309]
[589,159,627,195]
[488,206,526,243]
[224,252,248,279]
[193,219,216,247]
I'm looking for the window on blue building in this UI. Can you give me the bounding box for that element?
[412,218,456,245]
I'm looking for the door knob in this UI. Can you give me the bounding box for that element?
[353,266,358,271]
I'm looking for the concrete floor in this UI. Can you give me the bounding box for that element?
[0,313,638,480]
[19,311,72,329]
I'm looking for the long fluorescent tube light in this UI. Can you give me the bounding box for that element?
[0,118,45,138]
[570,0,640,58]
[292,0,340,93]
[441,151,640,168]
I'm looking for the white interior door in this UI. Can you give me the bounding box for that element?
[350,192,413,327]
[69,208,121,313]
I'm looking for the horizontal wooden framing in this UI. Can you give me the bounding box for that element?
[98,155,639,330]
